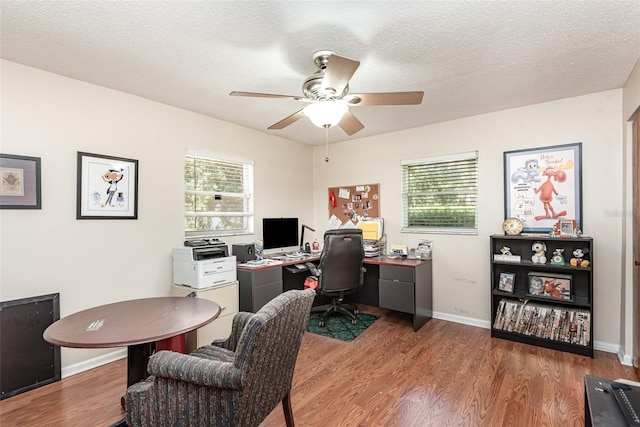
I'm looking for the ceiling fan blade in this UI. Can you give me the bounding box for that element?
[322,54,360,96]
[230,91,304,100]
[267,109,305,130]
[344,91,424,106]
[339,110,365,136]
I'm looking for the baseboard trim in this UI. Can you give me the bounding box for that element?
[593,340,620,355]
[61,349,127,379]
[433,311,491,330]
[616,350,634,366]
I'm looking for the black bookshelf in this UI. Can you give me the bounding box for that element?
[490,234,594,357]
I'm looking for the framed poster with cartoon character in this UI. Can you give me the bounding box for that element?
[76,152,138,219]
[504,143,582,234]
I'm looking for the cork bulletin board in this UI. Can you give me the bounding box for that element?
[328,183,380,223]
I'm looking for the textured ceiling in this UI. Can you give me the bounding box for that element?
[1,1,639,146]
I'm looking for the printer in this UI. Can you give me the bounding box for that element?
[172,240,236,289]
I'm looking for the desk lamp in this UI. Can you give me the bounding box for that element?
[300,224,316,253]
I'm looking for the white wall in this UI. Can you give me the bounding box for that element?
[312,90,626,351]
[0,60,314,373]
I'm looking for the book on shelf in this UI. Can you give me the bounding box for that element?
[493,299,590,347]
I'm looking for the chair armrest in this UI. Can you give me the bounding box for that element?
[148,350,243,389]
[211,311,254,351]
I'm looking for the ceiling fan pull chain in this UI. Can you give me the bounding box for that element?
[325,125,330,162]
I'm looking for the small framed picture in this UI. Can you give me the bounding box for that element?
[0,154,41,209]
[498,272,515,293]
[76,152,138,219]
[528,272,572,300]
[559,219,577,237]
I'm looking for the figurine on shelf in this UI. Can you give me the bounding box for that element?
[550,248,565,265]
[549,222,561,238]
[570,248,590,267]
[531,241,547,264]
[500,246,513,256]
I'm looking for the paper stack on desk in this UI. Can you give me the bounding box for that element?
[358,218,384,240]
[358,218,385,257]
[363,234,386,257]
[239,259,283,268]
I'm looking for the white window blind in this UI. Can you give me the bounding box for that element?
[401,151,478,235]
[184,154,254,237]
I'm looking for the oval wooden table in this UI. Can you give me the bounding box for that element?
[43,296,221,416]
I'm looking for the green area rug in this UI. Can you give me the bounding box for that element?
[306,313,379,342]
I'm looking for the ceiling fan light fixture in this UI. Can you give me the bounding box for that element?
[303,100,348,128]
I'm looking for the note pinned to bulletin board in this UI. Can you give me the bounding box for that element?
[328,183,380,224]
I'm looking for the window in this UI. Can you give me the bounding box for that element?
[184,153,254,237]
[401,151,478,235]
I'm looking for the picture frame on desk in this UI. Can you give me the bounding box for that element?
[498,272,515,293]
[528,271,572,300]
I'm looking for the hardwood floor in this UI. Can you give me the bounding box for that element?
[1,306,636,426]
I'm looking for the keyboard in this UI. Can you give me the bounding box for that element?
[612,381,640,425]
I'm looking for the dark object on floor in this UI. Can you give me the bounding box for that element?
[1,293,60,400]
[306,313,379,342]
[307,228,364,326]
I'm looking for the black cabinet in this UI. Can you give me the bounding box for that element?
[490,234,593,357]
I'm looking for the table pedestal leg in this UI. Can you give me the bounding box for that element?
[119,341,155,420]
[127,342,155,386]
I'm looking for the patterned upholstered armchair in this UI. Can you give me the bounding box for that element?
[125,289,315,427]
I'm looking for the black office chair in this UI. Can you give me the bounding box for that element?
[309,228,364,327]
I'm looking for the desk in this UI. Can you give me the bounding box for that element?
[237,256,432,331]
[43,297,221,389]
[584,374,631,426]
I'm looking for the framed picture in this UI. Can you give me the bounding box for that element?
[76,152,138,219]
[504,143,582,234]
[527,272,572,300]
[0,154,41,209]
[498,272,515,293]
[559,219,577,237]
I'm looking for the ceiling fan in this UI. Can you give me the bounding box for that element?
[230,50,424,136]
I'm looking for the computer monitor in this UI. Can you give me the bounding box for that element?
[262,217,299,256]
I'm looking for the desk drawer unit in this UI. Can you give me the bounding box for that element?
[171,281,239,352]
[379,265,415,314]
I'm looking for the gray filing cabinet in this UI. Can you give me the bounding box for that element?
[170,281,239,353]
[379,265,415,314]
[237,267,283,312]
[378,260,432,331]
